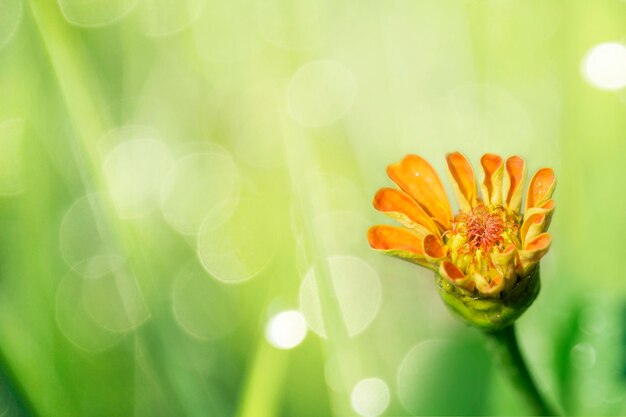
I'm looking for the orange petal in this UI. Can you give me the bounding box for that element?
[373,188,440,237]
[480,153,504,206]
[474,272,505,296]
[439,261,472,288]
[525,168,556,212]
[490,244,517,285]
[367,225,432,268]
[446,152,478,212]
[519,213,547,247]
[387,155,452,230]
[502,155,526,213]
[423,234,446,263]
[518,232,552,271]
[524,199,555,232]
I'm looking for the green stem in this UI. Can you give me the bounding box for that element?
[485,325,558,416]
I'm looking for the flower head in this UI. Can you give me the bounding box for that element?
[367,153,556,329]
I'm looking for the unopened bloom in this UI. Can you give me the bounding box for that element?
[367,153,556,329]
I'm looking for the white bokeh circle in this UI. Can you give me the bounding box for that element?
[582,42,626,91]
[350,377,391,417]
[103,136,174,219]
[265,310,308,349]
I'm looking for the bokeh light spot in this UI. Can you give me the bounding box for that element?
[55,272,124,352]
[59,194,125,279]
[172,261,240,340]
[350,377,390,417]
[103,135,174,219]
[0,0,21,49]
[197,198,276,283]
[57,0,138,27]
[265,310,307,349]
[286,60,357,127]
[161,151,240,236]
[582,42,626,91]
[82,270,151,332]
[324,354,362,393]
[570,343,596,371]
[299,256,381,338]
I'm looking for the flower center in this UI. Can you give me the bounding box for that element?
[464,205,505,252]
[443,204,519,276]
[449,204,517,252]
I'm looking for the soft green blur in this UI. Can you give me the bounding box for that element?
[0,0,624,416]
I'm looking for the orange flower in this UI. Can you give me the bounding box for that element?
[368,153,556,328]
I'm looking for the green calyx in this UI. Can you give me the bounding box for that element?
[435,266,540,330]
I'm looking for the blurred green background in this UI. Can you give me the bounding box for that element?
[0,0,625,416]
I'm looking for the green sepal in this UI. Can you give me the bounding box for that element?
[435,266,540,330]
